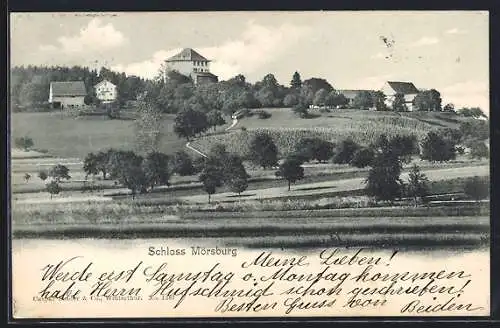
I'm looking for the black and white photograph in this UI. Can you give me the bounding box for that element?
[9,11,490,318]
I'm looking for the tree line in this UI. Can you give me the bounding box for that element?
[10,65,147,110]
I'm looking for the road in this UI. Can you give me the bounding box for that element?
[181,165,489,203]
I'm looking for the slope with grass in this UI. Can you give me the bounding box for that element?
[11,112,230,159]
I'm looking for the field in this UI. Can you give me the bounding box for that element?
[191,108,473,156]
[11,112,225,158]
[10,109,490,250]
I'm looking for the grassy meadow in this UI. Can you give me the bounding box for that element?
[11,111,228,158]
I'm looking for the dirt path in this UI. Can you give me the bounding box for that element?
[185,117,239,157]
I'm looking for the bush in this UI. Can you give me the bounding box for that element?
[255,110,272,119]
[469,141,489,159]
[170,151,195,176]
[294,137,334,163]
[333,138,361,164]
[464,176,489,201]
[14,136,34,151]
[421,131,456,162]
[292,104,309,118]
[350,147,375,168]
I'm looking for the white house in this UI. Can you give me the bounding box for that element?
[381,81,420,111]
[94,80,117,103]
[48,81,87,109]
[164,48,218,85]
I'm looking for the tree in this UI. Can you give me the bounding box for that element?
[464,176,489,202]
[18,81,46,108]
[313,89,328,107]
[421,131,456,162]
[174,109,209,141]
[295,138,334,163]
[48,164,71,182]
[302,78,334,95]
[199,162,223,204]
[469,141,489,159]
[170,151,195,176]
[275,156,305,191]
[325,91,349,109]
[365,145,403,201]
[38,170,48,182]
[333,138,361,164]
[228,175,249,196]
[46,181,61,200]
[83,152,99,179]
[457,107,486,118]
[248,133,278,169]
[389,134,419,163]
[134,100,163,154]
[14,136,34,151]
[108,151,146,199]
[95,150,112,180]
[352,91,373,110]
[350,147,375,168]
[371,91,387,111]
[459,120,489,142]
[406,164,429,206]
[224,154,249,196]
[443,103,455,112]
[283,93,299,107]
[298,84,315,107]
[207,110,226,131]
[392,93,407,112]
[292,103,309,118]
[24,173,31,183]
[290,71,302,89]
[142,152,171,191]
[412,89,442,111]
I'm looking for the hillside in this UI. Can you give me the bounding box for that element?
[191,108,473,157]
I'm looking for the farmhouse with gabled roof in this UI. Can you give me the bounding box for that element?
[94,79,117,104]
[381,81,420,111]
[49,81,87,109]
[164,48,219,85]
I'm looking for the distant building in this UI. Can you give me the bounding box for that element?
[381,81,420,111]
[49,81,87,109]
[337,89,375,107]
[164,48,219,85]
[94,80,117,103]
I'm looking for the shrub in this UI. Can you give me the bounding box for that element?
[14,136,34,151]
[333,138,361,164]
[350,147,375,168]
[469,141,489,159]
[421,131,456,162]
[294,137,334,163]
[38,170,48,181]
[170,151,195,176]
[464,176,489,201]
[292,104,309,118]
[255,110,272,119]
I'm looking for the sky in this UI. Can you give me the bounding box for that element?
[10,11,489,113]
